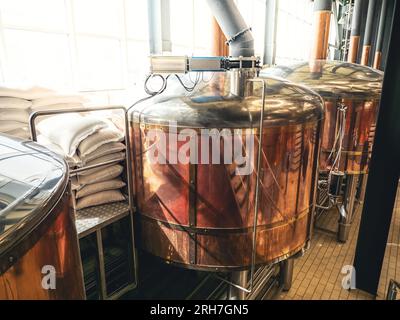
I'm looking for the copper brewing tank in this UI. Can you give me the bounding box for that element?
[0,134,85,299]
[262,60,383,174]
[129,73,324,271]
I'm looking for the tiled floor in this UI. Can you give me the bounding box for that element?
[278,186,400,300]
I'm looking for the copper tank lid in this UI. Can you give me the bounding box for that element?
[261,60,383,99]
[129,72,324,128]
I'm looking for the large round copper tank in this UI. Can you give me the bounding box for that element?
[0,134,85,299]
[261,60,383,174]
[129,73,324,271]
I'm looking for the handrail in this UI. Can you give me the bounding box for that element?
[214,77,266,295]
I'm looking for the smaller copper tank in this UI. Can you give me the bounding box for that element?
[0,134,85,300]
[262,60,383,174]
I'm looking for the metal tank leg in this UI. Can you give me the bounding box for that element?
[358,173,369,203]
[227,271,248,300]
[338,175,358,243]
[280,258,294,291]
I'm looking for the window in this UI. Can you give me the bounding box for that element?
[76,36,123,90]
[169,0,212,55]
[275,0,314,64]
[0,0,150,104]
[0,0,67,31]
[0,0,316,103]
[73,0,124,37]
[3,30,72,88]
[236,0,266,59]
[125,0,149,41]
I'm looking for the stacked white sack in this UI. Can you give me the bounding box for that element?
[0,85,86,140]
[31,94,86,113]
[0,86,54,139]
[37,113,127,210]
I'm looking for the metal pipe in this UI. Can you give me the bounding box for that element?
[206,0,254,57]
[373,0,388,69]
[263,0,278,65]
[310,0,332,60]
[280,258,294,291]
[29,105,126,141]
[361,0,376,65]
[342,3,353,61]
[338,175,358,243]
[228,271,247,300]
[246,265,276,300]
[348,0,363,63]
[148,0,171,54]
[148,0,161,54]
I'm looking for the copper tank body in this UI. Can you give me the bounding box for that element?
[262,60,383,174]
[129,73,324,271]
[0,134,85,299]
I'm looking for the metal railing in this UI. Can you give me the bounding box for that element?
[386,279,400,300]
[29,106,138,300]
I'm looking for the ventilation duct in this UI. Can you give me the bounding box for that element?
[206,0,255,57]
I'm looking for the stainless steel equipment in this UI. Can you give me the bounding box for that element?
[0,134,85,299]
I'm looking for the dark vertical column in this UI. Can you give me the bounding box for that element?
[373,0,388,69]
[380,0,395,70]
[361,0,376,65]
[353,0,400,295]
[348,0,364,63]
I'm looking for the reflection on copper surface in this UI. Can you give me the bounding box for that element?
[373,52,382,70]
[348,36,360,63]
[129,74,323,270]
[131,122,320,270]
[0,193,84,300]
[0,135,84,299]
